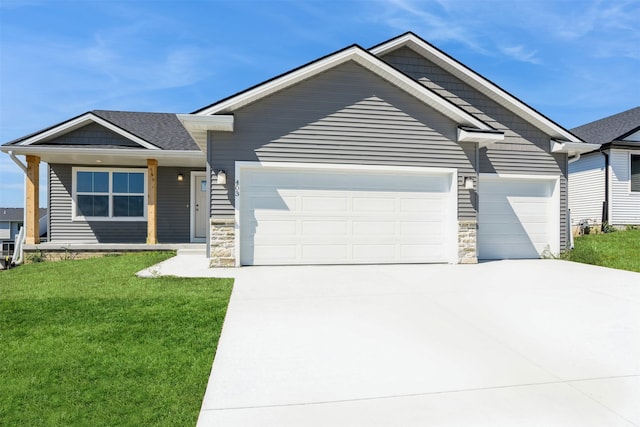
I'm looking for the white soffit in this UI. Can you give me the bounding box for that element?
[371,34,582,143]
[551,140,601,156]
[177,114,234,152]
[457,127,505,147]
[16,113,160,149]
[195,47,491,130]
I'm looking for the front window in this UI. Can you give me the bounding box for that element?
[73,168,146,220]
[632,155,640,193]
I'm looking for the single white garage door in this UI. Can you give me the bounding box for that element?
[238,164,456,265]
[478,174,559,259]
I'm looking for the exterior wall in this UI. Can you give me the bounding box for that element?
[48,164,197,243]
[43,122,140,147]
[610,149,640,225]
[208,61,476,220]
[381,47,569,250]
[568,152,605,225]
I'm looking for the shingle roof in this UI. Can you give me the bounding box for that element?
[571,107,640,145]
[0,208,47,222]
[91,110,199,151]
[3,111,199,151]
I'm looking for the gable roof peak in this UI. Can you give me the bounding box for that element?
[370,32,582,143]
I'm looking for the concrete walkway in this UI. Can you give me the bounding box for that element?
[139,257,640,426]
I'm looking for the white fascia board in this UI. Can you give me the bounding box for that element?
[371,34,582,142]
[457,127,505,147]
[550,140,601,156]
[1,145,203,161]
[177,114,234,131]
[16,113,160,150]
[196,47,490,129]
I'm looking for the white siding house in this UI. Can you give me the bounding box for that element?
[569,153,605,225]
[569,107,640,228]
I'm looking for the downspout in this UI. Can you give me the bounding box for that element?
[567,152,581,244]
[568,153,581,164]
[8,151,28,265]
[602,149,610,230]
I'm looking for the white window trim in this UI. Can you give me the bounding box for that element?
[630,153,640,194]
[72,167,148,222]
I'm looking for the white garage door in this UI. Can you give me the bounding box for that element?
[238,165,456,265]
[478,174,559,259]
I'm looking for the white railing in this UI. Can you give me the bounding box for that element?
[12,226,25,265]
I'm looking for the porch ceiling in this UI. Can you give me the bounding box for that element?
[2,146,206,168]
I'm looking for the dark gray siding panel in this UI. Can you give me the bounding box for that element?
[42,123,140,147]
[49,164,196,243]
[209,61,476,220]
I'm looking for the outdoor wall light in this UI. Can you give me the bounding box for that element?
[464,176,475,190]
[177,173,184,182]
[216,170,227,185]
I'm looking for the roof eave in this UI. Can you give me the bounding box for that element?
[9,112,160,150]
[457,127,505,148]
[177,114,234,152]
[550,140,601,156]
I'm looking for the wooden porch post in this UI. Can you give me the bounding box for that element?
[25,155,40,244]
[146,159,158,244]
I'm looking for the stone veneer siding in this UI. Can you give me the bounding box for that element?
[458,220,478,264]
[209,218,235,267]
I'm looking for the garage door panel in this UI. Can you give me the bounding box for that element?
[479,175,558,260]
[302,221,348,236]
[301,196,348,212]
[239,166,455,265]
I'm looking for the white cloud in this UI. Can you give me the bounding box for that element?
[374,0,489,53]
[501,45,541,64]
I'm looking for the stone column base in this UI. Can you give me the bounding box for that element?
[210,218,235,267]
[458,220,478,264]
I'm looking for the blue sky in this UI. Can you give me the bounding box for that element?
[1,0,638,207]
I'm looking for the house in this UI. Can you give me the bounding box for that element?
[568,107,640,229]
[0,207,46,254]
[1,32,599,266]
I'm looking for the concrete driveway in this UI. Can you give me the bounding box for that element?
[193,260,640,426]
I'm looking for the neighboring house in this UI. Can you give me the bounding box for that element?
[1,32,598,266]
[0,207,46,252]
[568,107,640,228]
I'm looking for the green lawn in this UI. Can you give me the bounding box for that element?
[0,252,233,426]
[565,229,640,272]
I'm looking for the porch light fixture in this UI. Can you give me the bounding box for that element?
[464,176,475,190]
[177,173,184,182]
[216,170,227,185]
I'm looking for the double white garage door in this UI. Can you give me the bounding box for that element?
[239,165,457,265]
[237,164,559,265]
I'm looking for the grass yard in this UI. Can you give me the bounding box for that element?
[565,229,640,272]
[0,252,233,426]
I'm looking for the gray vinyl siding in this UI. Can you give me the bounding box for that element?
[208,61,476,221]
[49,164,197,243]
[41,122,140,147]
[382,47,570,251]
